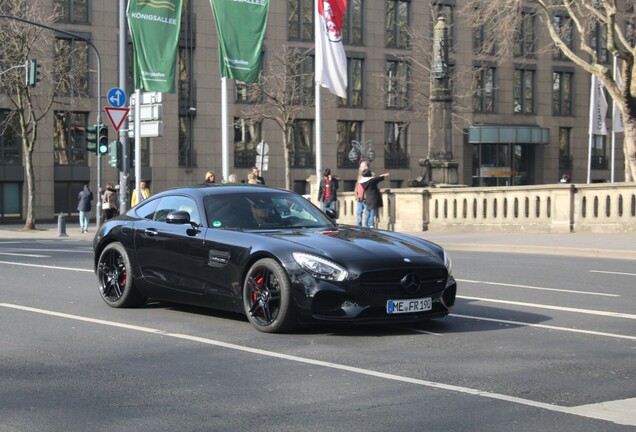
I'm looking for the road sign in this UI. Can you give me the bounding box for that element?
[256,141,269,155]
[255,155,269,171]
[105,107,130,132]
[107,87,126,108]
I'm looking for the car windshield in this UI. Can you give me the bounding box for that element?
[204,192,335,230]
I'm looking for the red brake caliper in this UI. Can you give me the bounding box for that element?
[252,274,264,303]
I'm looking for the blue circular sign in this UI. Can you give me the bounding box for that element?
[107,87,126,108]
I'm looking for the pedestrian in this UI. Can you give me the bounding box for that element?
[251,166,265,184]
[226,173,238,183]
[247,172,258,184]
[204,171,217,184]
[356,160,369,227]
[77,184,93,233]
[101,183,119,221]
[359,169,389,228]
[317,168,339,216]
[559,174,571,183]
[131,180,151,207]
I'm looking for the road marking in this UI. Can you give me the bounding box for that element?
[0,247,92,254]
[0,252,50,258]
[451,313,636,341]
[457,279,618,297]
[0,260,92,272]
[0,302,633,426]
[459,296,636,320]
[590,270,636,277]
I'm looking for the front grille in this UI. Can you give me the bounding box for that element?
[360,268,447,299]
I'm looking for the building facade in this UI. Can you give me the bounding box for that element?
[0,0,628,222]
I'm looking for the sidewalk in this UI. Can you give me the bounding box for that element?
[2,222,636,261]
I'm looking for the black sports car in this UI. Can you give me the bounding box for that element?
[93,185,456,333]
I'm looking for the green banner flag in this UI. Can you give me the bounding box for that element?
[127,0,183,93]
[210,0,269,83]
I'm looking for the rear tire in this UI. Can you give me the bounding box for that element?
[243,258,297,333]
[97,243,143,308]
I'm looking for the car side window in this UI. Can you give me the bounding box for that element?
[153,196,200,225]
[135,198,160,220]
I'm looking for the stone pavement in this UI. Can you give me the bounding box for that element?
[1,221,636,261]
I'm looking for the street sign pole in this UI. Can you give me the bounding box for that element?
[118,0,129,212]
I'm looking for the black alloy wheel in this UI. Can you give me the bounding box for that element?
[97,243,142,308]
[243,258,296,333]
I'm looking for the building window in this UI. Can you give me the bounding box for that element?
[553,70,573,116]
[591,135,608,170]
[236,81,261,104]
[286,119,314,168]
[342,0,363,45]
[559,127,572,171]
[591,21,609,64]
[54,36,90,96]
[385,58,410,109]
[513,67,535,114]
[0,110,21,166]
[473,66,495,113]
[337,120,363,169]
[289,51,314,105]
[552,15,572,61]
[337,57,364,108]
[234,117,261,169]
[54,0,88,24]
[384,122,409,169]
[54,111,89,166]
[514,11,536,57]
[178,47,195,168]
[288,0,314,42]
[385,0,410,49]
[473,21,495,56]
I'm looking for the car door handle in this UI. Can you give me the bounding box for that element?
[144,228,159,237]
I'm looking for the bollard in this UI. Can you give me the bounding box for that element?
[57,213,69,237]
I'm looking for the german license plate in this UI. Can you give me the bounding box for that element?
[387,297,432,314]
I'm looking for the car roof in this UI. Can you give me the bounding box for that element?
[158,184,295,199]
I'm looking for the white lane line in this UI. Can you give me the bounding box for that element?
[569,397,636,425]
[0,252,50,258]
[0,248,92,254]
[450,314,636,341]
[0,260,92,272]
[590,270,636,277]
[459,296,636,320]
[456,279,618,297]
[0,302,633,427]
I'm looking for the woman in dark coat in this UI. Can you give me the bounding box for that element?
[359,169,389,228]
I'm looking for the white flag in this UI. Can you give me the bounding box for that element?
[589,75,608,135]
[315,0,348,98]
[613,61,625,133]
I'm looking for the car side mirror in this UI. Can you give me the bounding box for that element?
[325,208,338,220]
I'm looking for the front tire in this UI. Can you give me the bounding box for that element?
[97,242,143,308]
[243,258,297,333]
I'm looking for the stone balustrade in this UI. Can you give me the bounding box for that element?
[309,180,636,233]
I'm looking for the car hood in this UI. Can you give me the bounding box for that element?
[262,226,444,267]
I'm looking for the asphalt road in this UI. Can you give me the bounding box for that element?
[0,239,634,431]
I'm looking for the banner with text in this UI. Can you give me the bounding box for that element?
[127,0,183,93]
[210,0,269,83]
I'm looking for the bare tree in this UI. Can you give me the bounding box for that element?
[463,0,636,182]
[0,0,86,230]
[238,46,312,190]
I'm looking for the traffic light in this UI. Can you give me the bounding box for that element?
[25,59,40,87]
[86,124,98,154]
[108,140,119,168]
[98,124,109,155]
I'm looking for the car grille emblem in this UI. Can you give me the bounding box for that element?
[401,272,422,294]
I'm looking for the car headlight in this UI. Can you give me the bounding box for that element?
[292,253,348,281]
[443,250,453,276]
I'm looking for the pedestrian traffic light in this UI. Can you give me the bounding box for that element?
[108,140,119,168]
[25,59,40,87]
[98,124,109,155]
[86,124,98,154]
